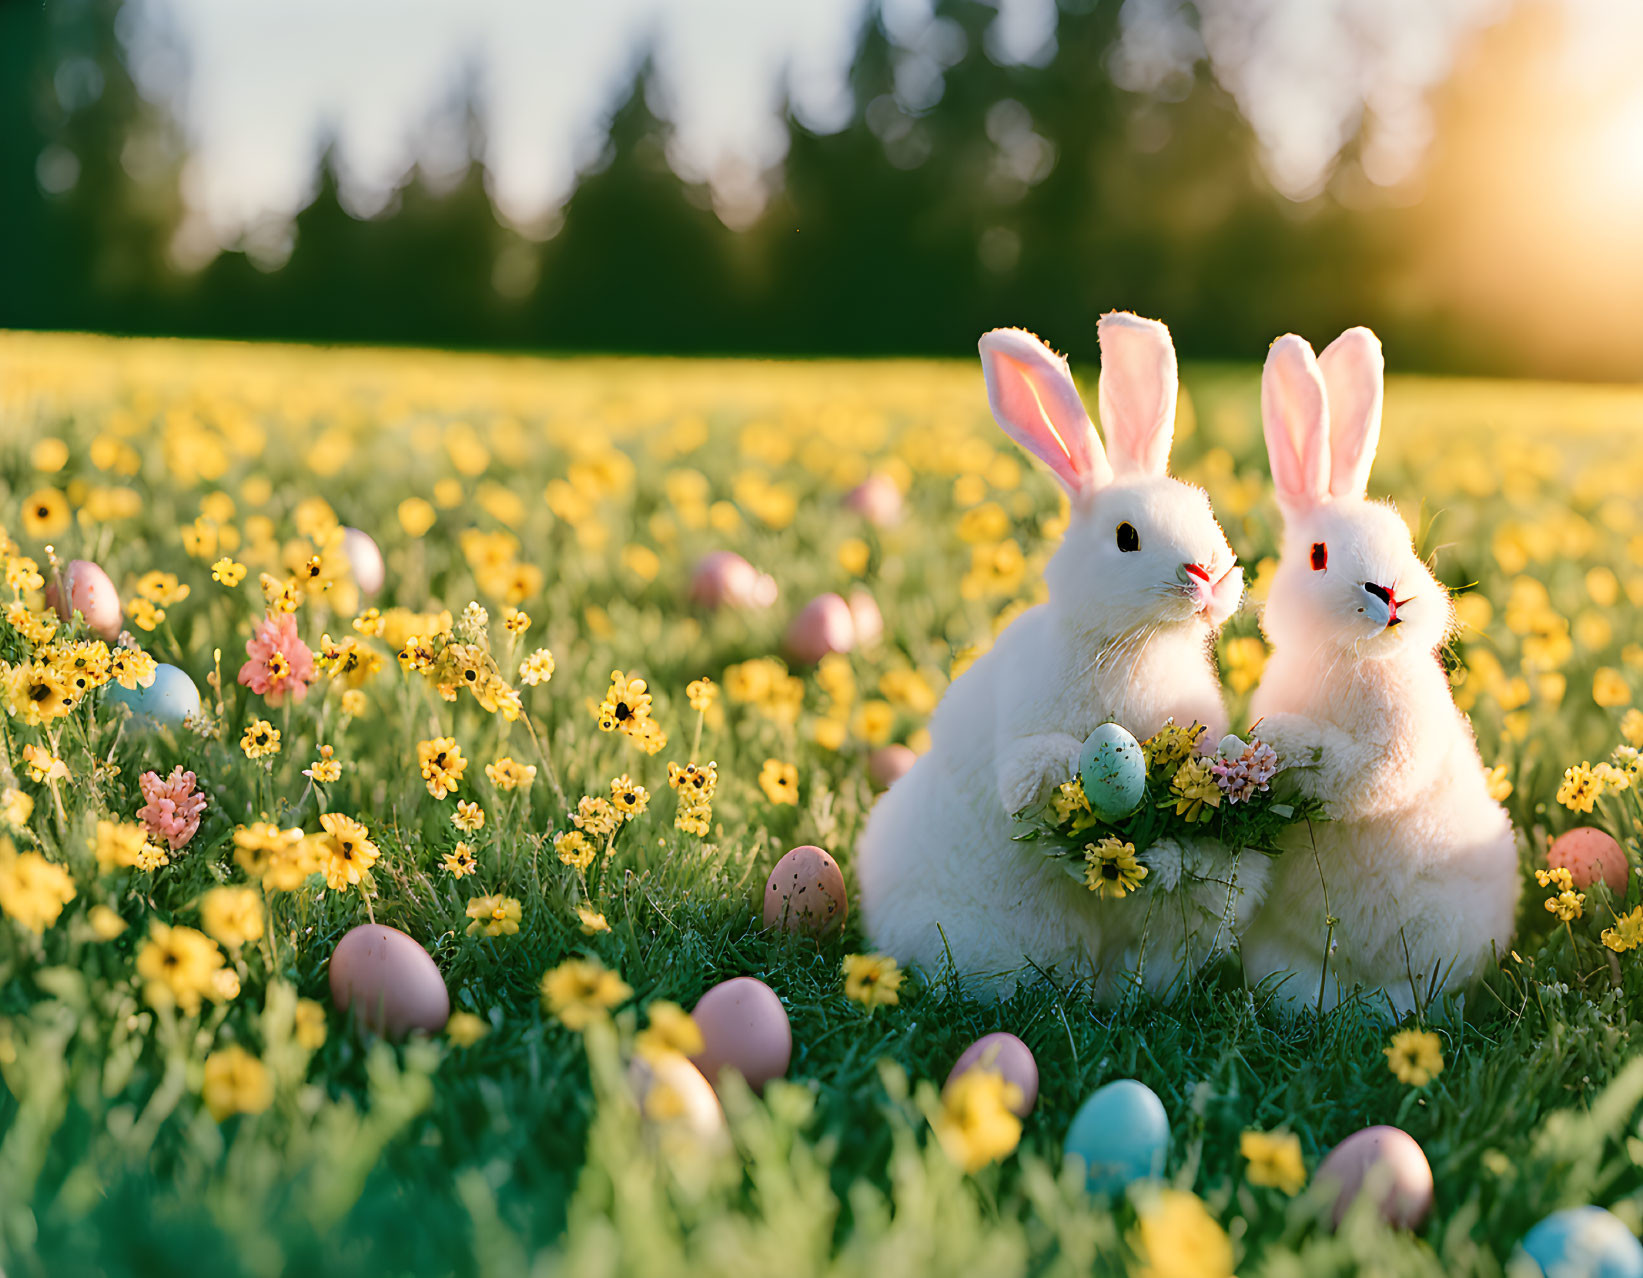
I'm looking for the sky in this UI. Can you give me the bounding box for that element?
[130,0,1643,251]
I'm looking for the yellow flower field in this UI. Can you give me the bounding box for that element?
[0,330,1641,1276]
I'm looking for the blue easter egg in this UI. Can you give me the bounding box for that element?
[1064,1078,1169,1195]
[1519,1207,1643,1278]
[1079,723,1146,822]
[105,663,200,727]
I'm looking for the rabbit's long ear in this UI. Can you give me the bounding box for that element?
[1096,311,1177,477]
[1261,334,1331,514]
[979,328,1112,496]
[1317,326,1383,501]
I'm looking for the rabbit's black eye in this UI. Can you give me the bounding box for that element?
[1116,522,1140,553]
[1310,542,1328,571]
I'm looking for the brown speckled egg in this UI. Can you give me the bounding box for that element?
[945,1032,1038,1116]
[869,744,917,790]
[763,845,848,937]
[689,976,792,1094]
[628,1051,727,1149]
[784,593,856,665]
[46,559,122,640]
[1315,1125,1433,1229]
[329,923,450,1038]
[1549,827,1629,895]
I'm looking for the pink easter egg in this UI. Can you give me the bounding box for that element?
[843,474,903,527]
[847,589,883,649]
[341,527,386,596]
[868,744,917,790]
[1548,827,1629,895]
[945,1032,1038,1116]
[784,593,856,665]
[690,551,777,610]
[1315,1125,1433,1230]
[689,977,792,1095]
[46,560,122,640]
[329,923,450,1038]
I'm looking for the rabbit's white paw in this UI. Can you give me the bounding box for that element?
[998,732,1085,814]
[1141,838,1183,891]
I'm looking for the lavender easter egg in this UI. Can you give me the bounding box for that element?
[868,744,917,790]
[341,527,386,597]
[1518,1206,1643,1277]
[763,845,848,936]
[105,662,199,727]
[1549,828,1629,896]
[1315,1125,1433,1229]
[946,1032,1038,1116]
[843,473,902,527]
[329,924,450,1038]
[1065,1079,1168,1195]
[689,976,792,1095]
[784,593,856,665]
[1079,723,1146,822]
[689,551,777,610]
[47,559,122,640]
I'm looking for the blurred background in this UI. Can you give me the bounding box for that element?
[3,0,1641,380]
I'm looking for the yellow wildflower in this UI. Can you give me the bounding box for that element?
[541,957,631,1030]
[842,952,903,1010]
[1384,1029,1444,1087]
[202,1046,273,1121]
[466,893,522,938]
[759,758,799,805]
[1131,1189,1235,1278]
[636,1001,705,1062]
[0,844,76,933]
[933,1068,1024,1173]
[240,718,281,759]
[1083,837,1147,900]
[1241,1129,1306,1194]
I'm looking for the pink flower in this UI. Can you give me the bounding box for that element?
[137,767,208,851]
[237,612,316,706]
[1212,740,1280,803]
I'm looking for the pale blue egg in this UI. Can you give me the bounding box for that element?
[1519,1207,1643,1278]
[1079,722,1146,822]
[1064,1078,1169,1196]
[105,663,200,727]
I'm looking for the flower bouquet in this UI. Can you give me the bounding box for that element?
[1011,720,1327,902]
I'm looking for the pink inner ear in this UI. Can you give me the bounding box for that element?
[1318,327,1384,500]
[980,333,1112,495]
[1261,336,1331,513]
[1096,312,1177,477]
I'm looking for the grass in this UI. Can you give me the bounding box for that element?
[0,332,1642,1276]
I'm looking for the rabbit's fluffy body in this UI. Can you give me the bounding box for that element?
[1239,331,1519,1015]
[858,316,1259,999]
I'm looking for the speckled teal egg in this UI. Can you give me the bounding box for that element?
[1079,723,1146,822]
[106,662,200,727]
[1064,1078,1169,1195]
[1519,1207,1643,1278]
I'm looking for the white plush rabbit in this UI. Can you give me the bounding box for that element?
[857,313,1261,1000]
[1239,328,1520,1016]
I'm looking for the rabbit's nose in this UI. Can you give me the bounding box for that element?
[1179,562,1211,584]
[1362,581,1402,627]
